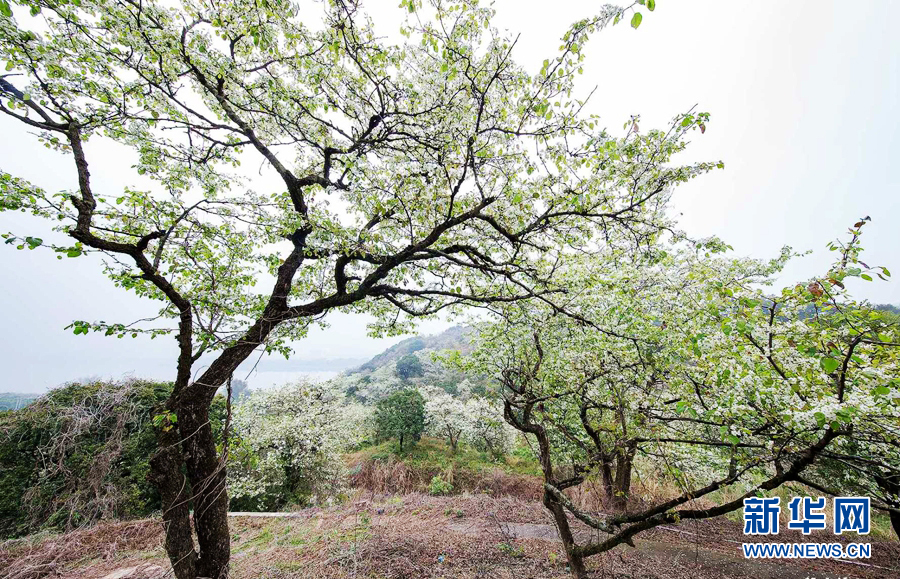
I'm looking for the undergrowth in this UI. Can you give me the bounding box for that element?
[344,437,541,500]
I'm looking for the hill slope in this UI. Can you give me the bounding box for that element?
[350,325,473,374]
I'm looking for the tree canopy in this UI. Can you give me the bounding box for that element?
[395,353,425,380]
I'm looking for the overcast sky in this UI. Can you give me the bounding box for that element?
[1,0,898,393]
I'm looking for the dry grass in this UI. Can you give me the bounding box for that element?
[347,455,416,495]
[346,454,541,501]
[231,492,566,579]
[2,492,897,579]
[0,519,162,579]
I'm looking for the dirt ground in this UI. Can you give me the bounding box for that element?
[1,493,897,579]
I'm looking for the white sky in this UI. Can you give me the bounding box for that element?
[1,0,898,393]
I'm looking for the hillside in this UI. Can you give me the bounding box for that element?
[350,326,474,375]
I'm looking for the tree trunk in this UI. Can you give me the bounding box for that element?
[149,426,197,579]
[544,490,587,578]
[889,510,900,542]
[609,448,634,511]
[875,473,900,541]
[399,433,404,453]
[150,396,231,579]
[600,461,615,508]
[179,400,230,579]
[448,426,458,452]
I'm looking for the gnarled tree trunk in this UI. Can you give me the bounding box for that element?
[179,400,230,579]
[600,446,635,511]
[609,446,635,511]
[149,426,198,579]
[150,398,232,579]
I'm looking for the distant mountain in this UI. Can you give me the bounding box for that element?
[0,392,36,411]
[351,326,474,374]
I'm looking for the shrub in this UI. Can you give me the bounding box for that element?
[428,475,454,496]
[464,398,516,460]
[0,380,188,537]
[227,382,357,511]
[424,389,468,452]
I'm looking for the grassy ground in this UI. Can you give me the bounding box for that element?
[352,438,900,541]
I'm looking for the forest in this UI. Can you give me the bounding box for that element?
[0,0,898,578]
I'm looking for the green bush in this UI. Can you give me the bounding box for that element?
[428,475,454,496]
[373,389,425,452]
[0,379,225,538]
[226,382,352,511]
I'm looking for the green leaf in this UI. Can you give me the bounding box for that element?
[860,273,872,281]
[647,0,656,11]
[813,412,826,427]
[0,0,11,18]
[821,357,839,373]
[630,12,642,29]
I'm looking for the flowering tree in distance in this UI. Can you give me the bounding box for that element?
[0,0,709,576]
[424,388,469,451]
